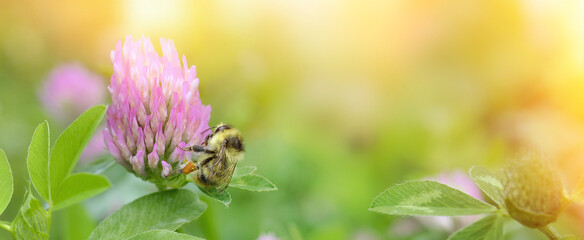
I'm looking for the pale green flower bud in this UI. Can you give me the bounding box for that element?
[503,150,568,228]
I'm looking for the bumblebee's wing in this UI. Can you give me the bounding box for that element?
[216,161,237,193]
[207,140,236,192]
[205,140,227,187]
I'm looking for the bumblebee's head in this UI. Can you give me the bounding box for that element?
[215,123,232,134]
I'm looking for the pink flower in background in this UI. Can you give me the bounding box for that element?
[104,35,211,187]
[419,170,483,231]
[82,130,106,161]
[432,170,482,200]
[40,63,107,161]
[41,63,106,123]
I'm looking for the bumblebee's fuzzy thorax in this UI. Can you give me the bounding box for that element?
[205,126,245,164]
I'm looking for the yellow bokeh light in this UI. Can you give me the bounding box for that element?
[123,0,190,34]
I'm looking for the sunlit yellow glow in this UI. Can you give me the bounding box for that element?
[123,0,189,34]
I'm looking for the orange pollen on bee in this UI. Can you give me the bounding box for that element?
[182,161,196,174]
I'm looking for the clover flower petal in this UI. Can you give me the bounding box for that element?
[104,35,211,188]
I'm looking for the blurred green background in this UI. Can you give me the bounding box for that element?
[2,0,584,239]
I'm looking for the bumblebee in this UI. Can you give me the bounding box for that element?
[180,123,244,192]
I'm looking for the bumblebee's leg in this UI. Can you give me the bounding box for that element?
[199,155,215,167]
[203,133,213,146]
[171,158,185,174]
[172,159,198,174]
[181,145,216,154]
[180,145,205,152]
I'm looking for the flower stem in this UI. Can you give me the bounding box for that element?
[48,205,53,230]
[538,225,561,240]
[155,183,167,191]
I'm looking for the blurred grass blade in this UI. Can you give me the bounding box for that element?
[27,121,51,203]
[51,203,97,240]
[288,223,303,240]
[369,180,496,216]
[0,149,13,215]
[11,188,50,240]
[50,105,106,200]
[64,204,96,240]
[230,174,277,192]
[233,165,257,178]
[127,230,204,240]
[53,173,111,211]
[447,214,503,240]
[469,166,504,207]
[197,186,231,206]
[89,189,207,240]
[76,156,116,174]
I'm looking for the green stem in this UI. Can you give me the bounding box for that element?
[495,208,509,217]
[538,225,561,240]
[0,221,11,232]
[198,197,219,240]
[47,204,53,231]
